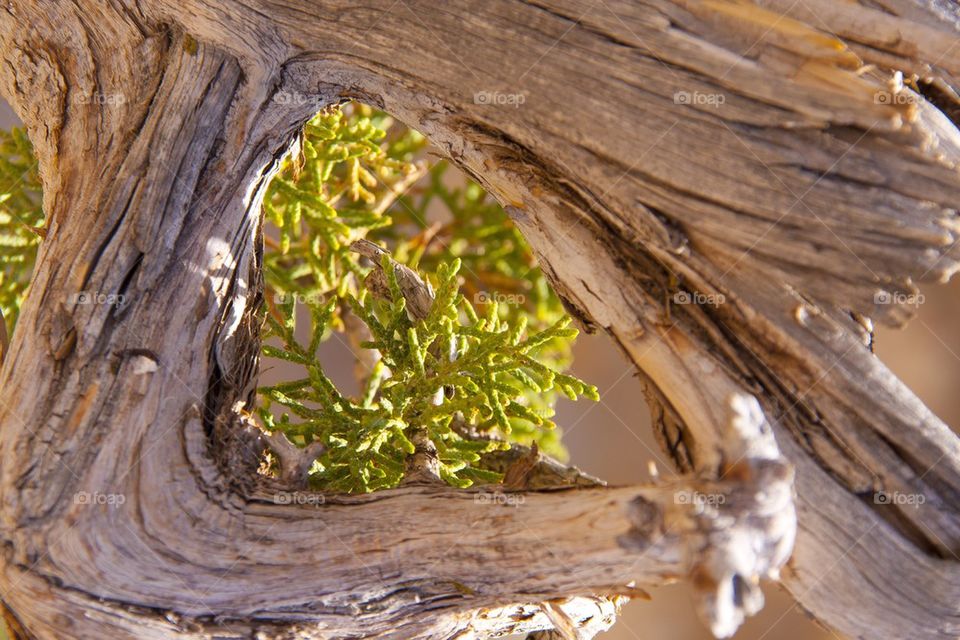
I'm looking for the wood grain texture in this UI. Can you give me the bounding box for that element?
[0,0,958,638]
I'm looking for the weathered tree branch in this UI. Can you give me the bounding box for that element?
[0,0,958,638]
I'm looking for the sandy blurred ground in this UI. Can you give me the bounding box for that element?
[3,98,958,639]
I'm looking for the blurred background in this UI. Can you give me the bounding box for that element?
[3,98,959,640]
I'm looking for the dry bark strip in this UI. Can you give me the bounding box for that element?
[0,1,958,638]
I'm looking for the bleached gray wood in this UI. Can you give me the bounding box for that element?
[0,1,958,638]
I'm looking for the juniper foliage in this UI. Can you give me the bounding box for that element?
[0,103,598,493]
[0,128,42,337]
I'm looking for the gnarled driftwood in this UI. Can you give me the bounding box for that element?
[0,1,958,638]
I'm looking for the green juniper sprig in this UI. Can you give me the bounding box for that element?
[262,103,427,308]
[0,102,598,493]
[368,161,576,457]
[258,249,596,492]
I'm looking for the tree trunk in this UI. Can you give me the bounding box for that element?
[0,1,958,638]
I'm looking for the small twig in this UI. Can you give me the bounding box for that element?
[401,427,442,484]
[502,442,541,490]
[477,440,605,490]
[261,430,325,489]
[373,161,429,216]
[262,234,281,251]
[411,221,444,256]
[350,239,435,321]
[339,300,381,390]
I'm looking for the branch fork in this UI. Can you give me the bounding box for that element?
[260,428,326,488]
